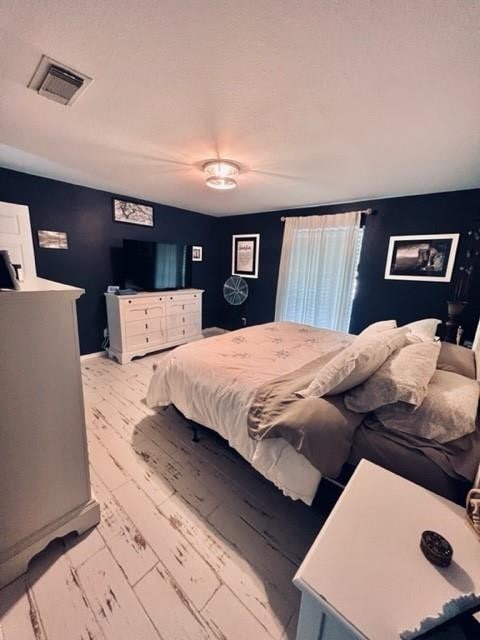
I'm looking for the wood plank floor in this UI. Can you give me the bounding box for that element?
[0,349,324,640]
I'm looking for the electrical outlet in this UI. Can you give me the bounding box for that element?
[241,317,247,327]
[103,328,109,338]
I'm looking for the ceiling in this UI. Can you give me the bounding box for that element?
[0,1,479,217]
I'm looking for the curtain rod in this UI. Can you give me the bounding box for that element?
[280,208,373,222]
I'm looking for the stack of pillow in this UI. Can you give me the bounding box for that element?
[298,318,479,443]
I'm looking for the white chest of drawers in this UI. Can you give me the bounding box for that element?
[105,289,203,364]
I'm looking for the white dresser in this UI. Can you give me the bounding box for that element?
[0,278,100,588]
[105,288,203,364]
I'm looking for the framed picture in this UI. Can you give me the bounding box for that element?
[192,246,203,262]
[113,198,154,227]
[384,234,459,282]
[232,234,259,279]
[38,230,68,249]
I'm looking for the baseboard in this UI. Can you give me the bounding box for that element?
[80,350,106,361]
[202,326,229,337]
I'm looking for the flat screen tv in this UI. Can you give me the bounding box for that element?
[123,240,191,291]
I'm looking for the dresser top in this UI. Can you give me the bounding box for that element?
[104,288,203,299]
[0,277,83,297]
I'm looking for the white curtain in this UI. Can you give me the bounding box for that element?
[275,211,364,332]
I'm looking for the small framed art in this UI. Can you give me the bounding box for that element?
[38,230,68,249]
[232,234,259,279]
[384,234,459,282]
[113,198,154,227]
[192,246,203,262]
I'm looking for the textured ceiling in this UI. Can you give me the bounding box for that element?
[0,0,479,216]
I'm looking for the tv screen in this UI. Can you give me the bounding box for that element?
[123,240,191,291]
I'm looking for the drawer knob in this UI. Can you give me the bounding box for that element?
[146,337,149,343]
[128,300,132,304]
[182,317,185,323]
[159,297,163,301]
[182,329,185,335]
[145,323,148,329]
[145,309,148,315]
[170,296,173,300]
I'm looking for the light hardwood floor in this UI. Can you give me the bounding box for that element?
[0,350,324,640]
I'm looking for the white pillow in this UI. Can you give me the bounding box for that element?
[403,318,441,342]
[344,341,441,413]
[359,320,397,337]
[375,370,480,443]
[298,328,407,398]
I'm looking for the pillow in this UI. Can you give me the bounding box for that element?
[375,370,480,443]
[358,320,397,337]
[436,341,477,380]
[403,318,441,342]
[344,340,441,413]
[298,327,407,398]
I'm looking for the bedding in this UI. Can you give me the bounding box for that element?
[344,340,441,413]
[436,341,477,380]
[297,326,407,398]
[147,320,480,505]
[358,319,397,336]
[248,355,366,477]
[404,318,441,342]
[146,321,353,504]
[375,370,480,443]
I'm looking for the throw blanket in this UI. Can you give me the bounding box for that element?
[247,350,366,477]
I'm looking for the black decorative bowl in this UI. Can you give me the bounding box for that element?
[420,530,453,567]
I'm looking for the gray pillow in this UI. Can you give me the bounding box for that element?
[375,370,480,443]
[437,342,477,380]
[344,341,441,413]
[298,328,407,398]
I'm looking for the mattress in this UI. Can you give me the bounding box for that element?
[146,321,352,504]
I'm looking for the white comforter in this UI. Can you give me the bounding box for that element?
[146,321,352,504]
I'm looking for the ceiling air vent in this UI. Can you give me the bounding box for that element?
[28,55,93,106]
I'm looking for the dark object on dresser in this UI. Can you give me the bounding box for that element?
[420,530,453,567]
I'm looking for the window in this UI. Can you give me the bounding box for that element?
[275,212,364,332]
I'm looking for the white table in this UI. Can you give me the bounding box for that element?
[294,460,480,640]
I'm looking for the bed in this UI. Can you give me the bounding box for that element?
[146,321,480,505]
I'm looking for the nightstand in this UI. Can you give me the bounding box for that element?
[294,460,480,640]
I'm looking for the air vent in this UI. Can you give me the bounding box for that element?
[28,55,93,106]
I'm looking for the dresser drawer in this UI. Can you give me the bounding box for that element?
[126,330,165,350]
[125,303,165,322]
[167,323,201,342]
[166,300,200,316]
[125,317,163,337]
[122,295,166,308]
[166,312,200,330]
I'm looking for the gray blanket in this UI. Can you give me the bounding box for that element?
[247,354,479,483]
[247,350,366,477]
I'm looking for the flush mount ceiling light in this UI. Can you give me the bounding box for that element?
[203,160,240,190]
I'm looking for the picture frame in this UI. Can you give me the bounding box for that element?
[192,246,203,262]
[232,234,259,279]
[113,198,154,227]
[38,230,68,249]
[384,234,459,282]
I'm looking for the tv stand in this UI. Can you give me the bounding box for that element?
[105,289,203,364]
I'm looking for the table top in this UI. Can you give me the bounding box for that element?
[294,460,480,640]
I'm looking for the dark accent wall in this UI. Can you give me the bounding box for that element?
[218,190,480,340]
[0,168,221,355]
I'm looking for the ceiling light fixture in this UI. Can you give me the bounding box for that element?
[203,160,240,190]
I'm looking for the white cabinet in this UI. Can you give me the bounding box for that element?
[294,460,480,640]
[105,289,203,364]
[0,278,100,588]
